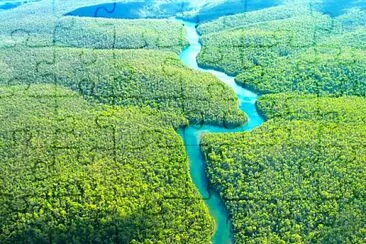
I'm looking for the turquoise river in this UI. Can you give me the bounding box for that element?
[176,19,265,244]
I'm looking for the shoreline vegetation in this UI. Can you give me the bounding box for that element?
[176,18,263,243]
[0,0,365,243]
[196,1,366,243]
[0,84,214,243]
[0,46,246,126]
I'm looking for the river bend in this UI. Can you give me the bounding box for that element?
[176,19,265,244]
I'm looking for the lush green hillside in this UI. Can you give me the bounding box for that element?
[0,3,247,242]
[0,47,246,126]
[54,17,187,52]
[197,13,334,72]
[236,48,366,95]
[198,3,366,243]
[257,93,366,123]
[316,26,366,50]
[197,1,366,35]
[198,13,333,74]
[197,3,311,35]
[0,84,214,243]
[1,1,365,243]
[197,5,366,96]
[0,0,246,126]
[201,94,366,243]
[0,0,191,52]
[0,16,187,53]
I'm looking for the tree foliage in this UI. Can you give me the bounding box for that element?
[257,93,366,124]
[0,47,246,127]
[201,95,366,243]
[236,48,366,96]
[199,3,366,243]
[53,17,188,53]
[197,4,366,96]
[0,84,214,243]
[197,3,311,35]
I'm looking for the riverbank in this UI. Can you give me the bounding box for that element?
[176,19,265,243]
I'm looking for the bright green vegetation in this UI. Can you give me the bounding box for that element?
[198,12,335,74]
[236,48,366,95]
[197,3,311,35]
[0,16,187,53]
[54,17,187,52]
[0,0,189,53]
[0,47,246,126]
[1,1,365,243]
[317,27,366,50]
[0,84,214,243]
[0,2,247,242]
[198,3,366,242]
[197,4,366,95]
[197,2,366,35]
[257,93,366,124]
[0,0,246,125]
[201,94,366,243]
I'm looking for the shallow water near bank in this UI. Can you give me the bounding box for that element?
[0,2,21,10]
[176,19,264,243]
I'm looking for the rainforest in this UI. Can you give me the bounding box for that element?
[0,0,365,243]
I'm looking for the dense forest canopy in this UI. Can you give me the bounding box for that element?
[0,46,246,126]
[202,95,366,243]
[0,84,214,243]
[198,0,366,242]
[197,3,366,96]
[0,0,221,242]
[0,0,365,243]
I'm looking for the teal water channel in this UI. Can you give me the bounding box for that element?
[176,19,265,243]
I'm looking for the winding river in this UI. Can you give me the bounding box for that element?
[176,19,265,243]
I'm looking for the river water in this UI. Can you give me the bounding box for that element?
[176,19,265,243]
